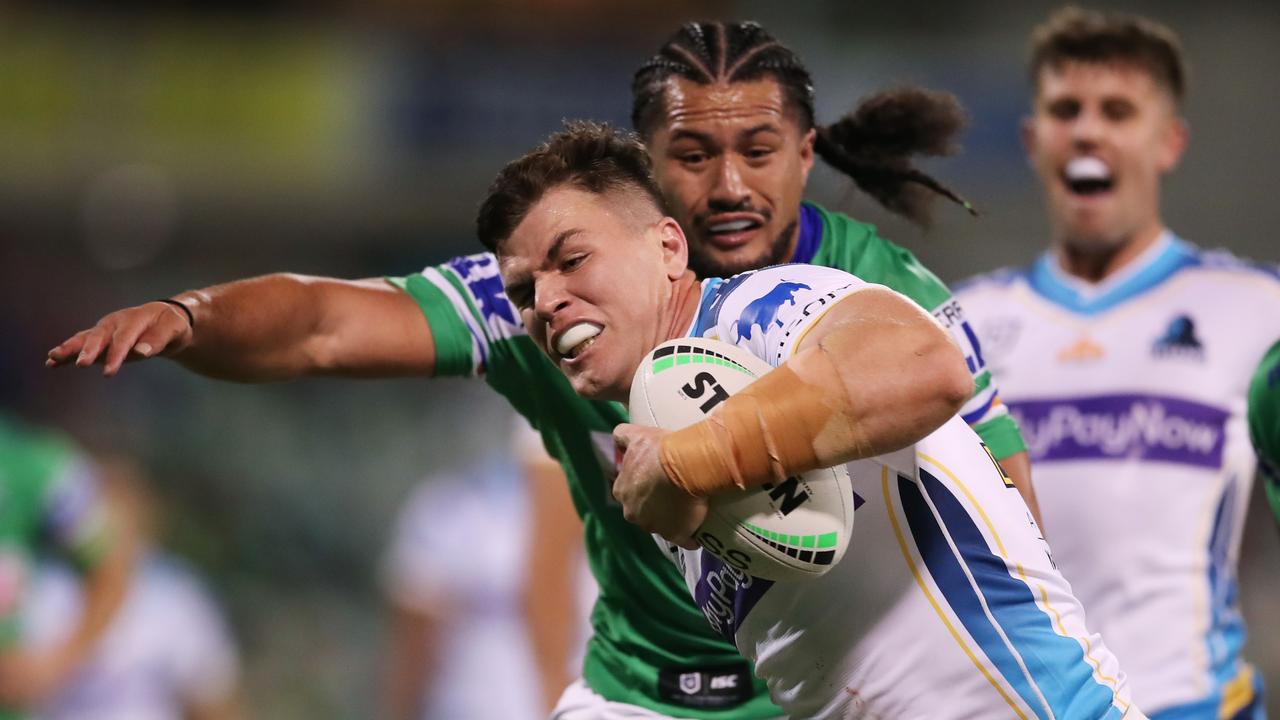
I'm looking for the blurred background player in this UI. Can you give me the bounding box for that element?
[1248,341,1280,532]
[0,412,135,720]
[23,453,243,720]
[955,8,1280,718]
[380,417,593,720]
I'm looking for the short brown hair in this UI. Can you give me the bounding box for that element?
[1030,6,1187,105]
[476,121,668,252]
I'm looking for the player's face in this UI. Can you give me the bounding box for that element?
[498,186,688,401]
[647,77,816,278]
[1024,61,1187,255]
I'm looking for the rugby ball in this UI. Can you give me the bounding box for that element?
[628,337,853,581]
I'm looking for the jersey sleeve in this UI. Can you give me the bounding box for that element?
[929,294,1028,461]
[704,264,872,366]
[387,252,528,378]
[1248,340,1280,528]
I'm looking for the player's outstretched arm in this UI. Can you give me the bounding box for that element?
[47,274,436,381]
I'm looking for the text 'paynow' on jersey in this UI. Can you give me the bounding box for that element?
[956,233,1280,718]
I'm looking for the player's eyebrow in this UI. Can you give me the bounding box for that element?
[667,127,716,145]
[737,122,781,139]
[545,228,583,265]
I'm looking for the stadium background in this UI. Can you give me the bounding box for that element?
[2,0,1276,716]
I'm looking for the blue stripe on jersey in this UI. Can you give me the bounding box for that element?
[790,202,824,265]
[1026,236,1200,315]
[961,390,998,426]
[901,468,1119,720]
[1205,476,1255,713]
[693,278,725,338]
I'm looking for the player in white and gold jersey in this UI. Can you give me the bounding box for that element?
[956,9,1279,718]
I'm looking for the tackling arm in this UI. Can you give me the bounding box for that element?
[661,286,972,495]
[47,275,436,381]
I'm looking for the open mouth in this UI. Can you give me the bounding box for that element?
[1062,156,1114,196]
[555,322,602,361]
[703,213,766,247]
[708,218,762,234]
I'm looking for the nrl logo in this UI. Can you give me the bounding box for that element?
[679,672,703,695]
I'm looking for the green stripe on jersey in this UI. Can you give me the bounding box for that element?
[387,274,474,377]
[973,369,992,395]
[972,415,1027,462]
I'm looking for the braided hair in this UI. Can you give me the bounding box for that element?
[632,21,974,225]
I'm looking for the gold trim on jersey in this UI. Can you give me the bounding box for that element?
[881,466,1029,719]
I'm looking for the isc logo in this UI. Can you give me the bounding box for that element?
[709,674,738,690]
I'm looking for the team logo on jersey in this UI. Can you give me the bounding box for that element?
[731,282,810,342]
[975,315,1022,367]
[658,664,753,708]
[1152,314,1204,360]
[1056,335,1105,363]
[446,254,518,325]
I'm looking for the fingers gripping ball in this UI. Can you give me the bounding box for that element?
[629,337,854,581]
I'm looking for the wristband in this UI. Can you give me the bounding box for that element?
[156,298,195,329]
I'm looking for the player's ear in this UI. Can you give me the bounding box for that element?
[1020,115,1037,164]
[1157,115,1189,173]
[798,127,816,182]
[657,216,688,279]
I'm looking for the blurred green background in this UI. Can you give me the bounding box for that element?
[2,0,1277,717]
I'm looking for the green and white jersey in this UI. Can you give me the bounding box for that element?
[1248,339,1280,527]
[391,255,774,717]
[0,413,111,720]
[389,205,1029,716]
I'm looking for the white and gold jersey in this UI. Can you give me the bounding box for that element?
[956,233,1280,718]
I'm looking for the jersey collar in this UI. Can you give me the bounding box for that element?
[691,277,724,337]
[789,202,824,265]
[1026,230,1200,315]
